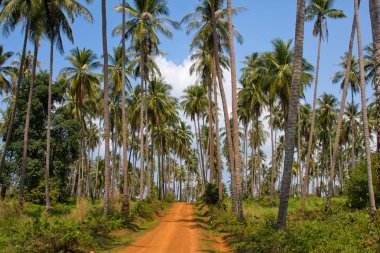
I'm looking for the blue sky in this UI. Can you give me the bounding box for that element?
[0,0,373,104]
[0,0,374,187]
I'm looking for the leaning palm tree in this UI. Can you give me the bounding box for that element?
[302,0,345,211]
[61,47,101,199]
[354,0,377,219]
[19,3,45,210]
[226,0,244,221]
[0,0,36,196]
[369,0,380,160]
[325,14,357,211]
[114,0,178,200]
[276,0,307,230]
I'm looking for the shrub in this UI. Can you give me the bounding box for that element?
[346,156,380,209]
[164,191,175,203]
[132,201,155,219]
[202,183,220,205]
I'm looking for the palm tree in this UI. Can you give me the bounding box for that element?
[45,0,92,208]
[0,45,13,93]
[119,0,130,214]
[369,0,380,161]
[302,0,345,210]
[19,3,44,209]
[276,0,307,230]
[114,0,178,200]
[226,0,244,220]
[62,47,101,200]
[183,0,243,213]
[0,0,34,195]
[101,0,111,214]
[181,84,208,189]
[354,0,377,219]
[325,15,357,211]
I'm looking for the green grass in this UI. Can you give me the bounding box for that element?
[0,198,171,253]
[201,196,380,253]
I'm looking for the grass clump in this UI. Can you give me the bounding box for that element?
[0,198,170,252]
[201,197,380,253]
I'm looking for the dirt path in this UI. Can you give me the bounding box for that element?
[115,202,227,253]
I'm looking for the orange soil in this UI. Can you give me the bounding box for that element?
[115,202,229,253]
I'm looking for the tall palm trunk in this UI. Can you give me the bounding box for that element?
[269,105,276,204]
[210,0,237,214]
[207,75,215,183]
[139,64,145,200]
[301,33,322,211]
[102,0,111,214]
[276,0,306,230]
[226,0,244,221]
[197,114,207,187]
[0,20,30,193]
[351,90,355,169]
[20,37,39,210]
[212,63,223,201]
[45,35,54,209]
[355,0,377,219]
[120,0,130,214]
[369,0,380,189]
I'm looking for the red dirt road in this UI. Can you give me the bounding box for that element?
[116,202,224,253]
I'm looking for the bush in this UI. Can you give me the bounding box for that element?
[164,191,175,203]
[202,183,220,205]
[346,155,380,209]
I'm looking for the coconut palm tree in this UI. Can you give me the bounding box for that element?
[183,0,243,213]
[61,47,101,199]
[326,14,359,210]
[181,84,208,189]
[276,0,307,230]
[101,0,111,214]
[0,45,13,94]
[0,0,35,194]
[50,0,93,204]
[19,3,45,210]
[369,0,380,161]
[302,0,345,210]
[114,0,178,200]
[354,0,377,219]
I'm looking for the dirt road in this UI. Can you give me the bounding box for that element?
[116,202,226,253]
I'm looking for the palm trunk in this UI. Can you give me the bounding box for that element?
[1,20,30,195]
[369,0,380,158]
[301,33,322,211]
[351,90,355,169]
[102,0,111,214]
[139,66,145,200]
[270,105,276,204]
[19,38,39,210]
[197,114,207,187]
[226,0,244,221]
[207,75,215,183]
[210,0,236,213]
[297,107,302,196]
[120,0,130,214]
[369,0,380,191]
[276,0,306,230]
[44,35,54,209]
[355,0,377,219]
[212,64,223,201]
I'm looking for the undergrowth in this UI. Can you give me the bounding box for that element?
[0,197,170,252]
[200,197,380,253]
